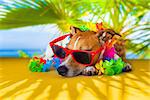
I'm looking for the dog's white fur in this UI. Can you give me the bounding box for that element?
[73,37,81,49]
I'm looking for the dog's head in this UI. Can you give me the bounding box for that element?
[57,26,104,77]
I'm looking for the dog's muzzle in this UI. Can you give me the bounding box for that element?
[57,65,68,76]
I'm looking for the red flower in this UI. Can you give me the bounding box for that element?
[33,56,38,59]
[40,58,46,64]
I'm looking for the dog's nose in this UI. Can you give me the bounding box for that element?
[57,65,68,76]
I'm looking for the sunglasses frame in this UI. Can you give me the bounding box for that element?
[49,34,104,66]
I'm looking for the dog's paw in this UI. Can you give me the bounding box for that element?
[122,63,132,72]
[82,66,98,76]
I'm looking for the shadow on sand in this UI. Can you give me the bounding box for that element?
[0,58,149,100]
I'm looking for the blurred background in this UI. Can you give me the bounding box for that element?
[0,0,149,59]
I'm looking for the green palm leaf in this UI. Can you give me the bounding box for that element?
[0,0,150,58]
[0,0,91,31]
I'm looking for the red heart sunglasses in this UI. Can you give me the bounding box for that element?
[49,34,105,66]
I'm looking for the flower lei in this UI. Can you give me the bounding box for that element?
[95,58,125,76]
[29,57,62,72]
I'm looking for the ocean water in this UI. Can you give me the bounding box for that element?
[0,49,45,57]
[0,49,139,59]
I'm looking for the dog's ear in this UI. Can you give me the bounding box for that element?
[114,32,121,37]
[108,29,122,37]
[70,26,82,35]
[96,30,105,38]
[96,29,121,38]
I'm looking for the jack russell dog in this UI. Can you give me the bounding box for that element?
[45,26,132,77]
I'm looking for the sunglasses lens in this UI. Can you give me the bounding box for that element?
[52,45,66,58]
[72,52,92,64]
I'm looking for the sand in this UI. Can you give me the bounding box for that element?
[0,58,150,100]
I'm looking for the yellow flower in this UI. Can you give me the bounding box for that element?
[100,67,104,73]
[99,60,103,67]
[95,60,103,70]
[95,63,99,69]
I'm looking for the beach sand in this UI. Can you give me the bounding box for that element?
[0,58,150,100]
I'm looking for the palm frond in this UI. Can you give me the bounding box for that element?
[0,0,91,31]
[0,0,150,58]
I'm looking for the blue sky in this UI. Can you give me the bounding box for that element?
[0,0,61,50]
[0,25,60,50]
[0,0,149,54]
